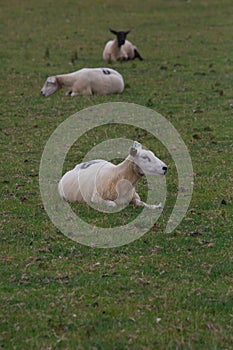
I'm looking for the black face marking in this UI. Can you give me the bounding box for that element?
[80,160,101,169]
[102,69,111,75]
[116,31,126,47]
[109,29,130,47]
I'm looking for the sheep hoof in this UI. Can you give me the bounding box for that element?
[146,203,163,210]
[70,92,78,97]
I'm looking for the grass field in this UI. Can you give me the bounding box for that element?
[1,0,233,349]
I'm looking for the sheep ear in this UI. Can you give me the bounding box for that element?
[133,141,142,149]
[130,141,142,157]
[124,30,131,35]
[129,147,138,157]
[47,76,57,84]
[110,28,117,35]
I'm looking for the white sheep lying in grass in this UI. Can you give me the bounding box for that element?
[58,141,167,209]
[103,29,143,62]
[41,68,124,97]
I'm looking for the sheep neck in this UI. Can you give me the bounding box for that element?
[56,74,76,88]
[116,158,144,186]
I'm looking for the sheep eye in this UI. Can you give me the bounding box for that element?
[142,156,151,162]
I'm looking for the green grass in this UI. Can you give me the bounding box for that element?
[1,0,233,349]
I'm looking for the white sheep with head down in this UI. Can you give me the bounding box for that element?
[58,141,167,209]
[103,29,143,62]
[41,68,124,97]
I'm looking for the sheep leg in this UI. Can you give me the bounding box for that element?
[132,192,162,209]
[134,49,143,61]
[70,87,93,96]
[71,80,93,96]
[91,191,116,207]
[118,56,129,62]
[66,91,72,96]
[70,91,79,97]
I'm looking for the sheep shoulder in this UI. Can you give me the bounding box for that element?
[102,40,118,61]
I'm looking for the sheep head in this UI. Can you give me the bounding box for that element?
[129,141,168,176]
[109,29,131,47]
[41,76,60,97]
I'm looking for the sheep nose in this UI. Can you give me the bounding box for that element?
[162,166,168,174]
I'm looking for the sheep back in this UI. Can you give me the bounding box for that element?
[72,68,124,95]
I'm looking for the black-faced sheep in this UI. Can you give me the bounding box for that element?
[103,29,143,62]
[41,68,124,97]
[58,141,167,209]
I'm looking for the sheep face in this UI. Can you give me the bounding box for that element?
[130,142,167,176]
[110,29,130,47]
[41,76,60,96]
